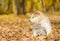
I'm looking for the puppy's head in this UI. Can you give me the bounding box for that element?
[33,11,41,17]
[30,11,41,23]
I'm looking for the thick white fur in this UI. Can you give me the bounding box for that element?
[30,11,52,36]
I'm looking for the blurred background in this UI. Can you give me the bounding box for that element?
[0,0,60,15]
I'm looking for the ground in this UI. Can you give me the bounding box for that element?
[0,14,60,41]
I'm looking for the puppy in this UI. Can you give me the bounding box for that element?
[30,11,52,36]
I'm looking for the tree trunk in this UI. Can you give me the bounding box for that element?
[15,0,26,15]
[0,0,4,14]
[23,0,26,14]
[7,0,13,14]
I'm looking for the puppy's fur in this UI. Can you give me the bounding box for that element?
[30,11,52,36]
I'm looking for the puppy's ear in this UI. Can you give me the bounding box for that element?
[35,11,40,15]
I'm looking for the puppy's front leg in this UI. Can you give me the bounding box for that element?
[32,29,37,36]
[32,24,39,36]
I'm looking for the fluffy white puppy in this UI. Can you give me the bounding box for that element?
[30,11,52,36]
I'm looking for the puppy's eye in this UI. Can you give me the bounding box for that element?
[32,17,34,18]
